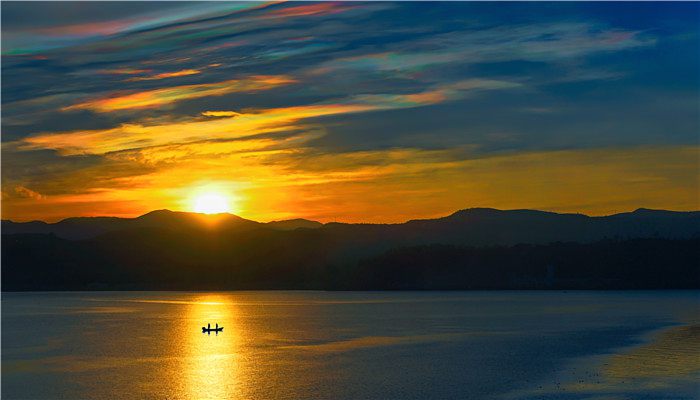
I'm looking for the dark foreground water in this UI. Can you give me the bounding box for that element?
[2,291,698,399]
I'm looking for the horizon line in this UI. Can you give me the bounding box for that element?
[3,206,698,226]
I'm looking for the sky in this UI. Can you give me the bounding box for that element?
[2,1,699,223]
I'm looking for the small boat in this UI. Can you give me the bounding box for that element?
[202,323,223,333]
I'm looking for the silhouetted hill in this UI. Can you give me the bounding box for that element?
[4,208,698,243]
[314,208,700,260]
[266,218,324,230]
[2,208,699,290]
[1,210,263,240]
[400,207,700,245]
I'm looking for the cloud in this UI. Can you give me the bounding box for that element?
[22,79,520,155]
[97,68,152,75]
[61,75,296,112]
[310,23,654,80]
[125,69,201,82]
[1,2,254,55]
[14,186,45,200]
[20,105,347,156]
[36,19,142,38]
[201,111,242,118]
[266,2,358,19]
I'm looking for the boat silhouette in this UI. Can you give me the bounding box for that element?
[202,323,223,333]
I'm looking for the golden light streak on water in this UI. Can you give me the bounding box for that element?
[178,295,246,399]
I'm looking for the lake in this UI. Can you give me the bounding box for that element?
[2,291,698,399]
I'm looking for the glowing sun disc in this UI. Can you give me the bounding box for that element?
[193,193,231,214]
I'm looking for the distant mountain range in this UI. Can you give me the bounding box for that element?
[1,210,322,240]
[3,207,699,243]
[2,208,699,291]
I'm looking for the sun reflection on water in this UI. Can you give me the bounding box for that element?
[179,295,244,399]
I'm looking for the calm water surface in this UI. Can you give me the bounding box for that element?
[2,291,699,399]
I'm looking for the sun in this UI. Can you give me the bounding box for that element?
[192,193,231,214]
[183,182,241,215]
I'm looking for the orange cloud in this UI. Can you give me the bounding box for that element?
[61,75,296,112]
[201,111,242,117]
[37,19,138,37]
[25,104,359,155]
[14,186,45,200]
[98,68,152,75]
[24,80,520,156]
[25,98,420,156]
[268,2,354,18]
[126,69,201,81]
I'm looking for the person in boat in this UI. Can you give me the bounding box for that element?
[202,323,223,332]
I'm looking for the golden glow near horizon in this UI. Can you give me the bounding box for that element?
[193,194,231,214]
[186,184,239,215]
[3,145,698,223]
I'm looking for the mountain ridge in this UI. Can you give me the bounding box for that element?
[3,207,699,291]
[6,206,698,225]
[3,207,698,240]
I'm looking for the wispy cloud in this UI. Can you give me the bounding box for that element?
[24,79,520,155]
[61,75,296,112]
[14,186,46,200]
[310,23,653,82]
[125,69,201,82]
[266,2,358,18]
[1,2,262,55]
[97,68,152,75]
[201,111,242,118]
